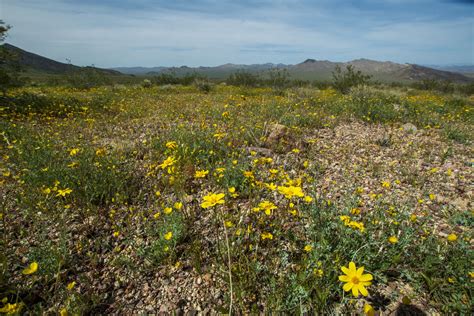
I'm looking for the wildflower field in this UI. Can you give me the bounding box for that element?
[0,84,472,314]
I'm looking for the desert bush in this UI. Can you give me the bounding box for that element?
[65,67,112,89]
[332,65,372,94]
[194,78,213,93]
[142,79,152,88]
[226,71,261,87]
[152,72,206,86]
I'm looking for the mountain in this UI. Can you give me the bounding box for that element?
[287,58,471,82]
[2,44,470,83]
[1,43,121,75]
[426,65,474,75]
[112,58,472,83]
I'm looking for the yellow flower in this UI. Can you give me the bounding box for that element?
[42,187,51,194]
[447,233,457,242]
[381,181,390,188]
[159,156,176,169]
[265,182,277,191]
[225,221,233,228]
[174,202,183,210]
[22,261,38,275]
[261,232,273,240]
[364,303,375,316]
[304,245,313,252]
[228,187,238,198]
[338,262,373,297]
[67,161,78,168]
[60,308,68,316]
[304,196,313,203]
[164,207,173,215]
[153,212,161,219]
[429,194,436,201]
[313,268,324,277]
[269,169,279,175]
[69,148,79,156]
[155,190,161,197]
[277,185,305,199]
[388,236,399,244]
[165,141,177,150]
[258,200,277,215]
[67,281,76,290]
[350,208,361,215]
[95,148,106,156]
[56,188,72,197]
[164,231,173,240]
[291,148,300,153]
[201,193,225,209]
[0,303,22,314]
[113,231,119,237]
[194,169,209,178]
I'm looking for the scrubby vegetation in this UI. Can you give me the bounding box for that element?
[1,81,472,314]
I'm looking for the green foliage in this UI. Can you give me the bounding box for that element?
[226,71,260,87]
[194,78,213,93]
[152,72,207,86]
[0,21,24,94]
[265,69,291,89]
[65,67,112,89]
[141,79,152,88]
[332,65,372,94]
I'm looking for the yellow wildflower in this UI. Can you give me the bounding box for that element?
[447,233,457,242]
[388,236,399,244]
[258,200,277,215]
[364,303,375,316]
[339,262,373,297]
[69,148,79,156]
[67,281,76,290]
[56,188,72,197]
[165,141,177,150]
[277,185,304,199]
[164,231,173,240]
[159,156,176,169]
[22,261,38,275]
[201,193,225,208]
[194,169,209,178]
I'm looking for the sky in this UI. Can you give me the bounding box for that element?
[1,0,473,67]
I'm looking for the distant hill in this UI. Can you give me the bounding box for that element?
[1,43,121,75]
[426,65,474,75]
[1,44,470,83]
[112,58,472,83]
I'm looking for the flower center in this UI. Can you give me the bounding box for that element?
[351,276,360,284]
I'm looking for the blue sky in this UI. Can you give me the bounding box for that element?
[1,0,473,67]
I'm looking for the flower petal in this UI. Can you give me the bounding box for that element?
[341,266,349,274]
[360,274,373,282]
[339,275,350,282]
[343,282,353,292]
[351,285,360,297]
[349,261,357,274]
[359,285,369,297]
[356,266,364,277]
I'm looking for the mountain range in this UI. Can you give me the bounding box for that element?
[2,43,472,83]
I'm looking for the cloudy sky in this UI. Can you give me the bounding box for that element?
[1,0,473,67]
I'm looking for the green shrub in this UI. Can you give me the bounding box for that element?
[226,71,261,87]
[332,65,372,94]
